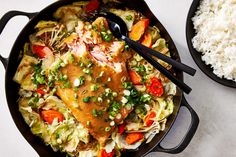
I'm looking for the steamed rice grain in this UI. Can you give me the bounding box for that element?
[192,0,236,81]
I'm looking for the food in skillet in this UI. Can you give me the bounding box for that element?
[14,0,176,156]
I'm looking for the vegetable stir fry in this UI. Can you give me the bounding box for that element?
[14,1,176,157]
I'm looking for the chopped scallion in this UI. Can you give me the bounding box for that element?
[83,68,91,75]
[125,15,133,21]
[92,109,98,117]
[87,60,93,68]
[105,126,111,132]
[90,84,99,91]
[97,97,103,103]
[74,93,78,99]
[86,121,91,126]
[83,97,90,103]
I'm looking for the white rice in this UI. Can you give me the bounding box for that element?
[192,0,236,81]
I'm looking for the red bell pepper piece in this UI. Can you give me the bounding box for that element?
[36,85,46,95]
[85,0,100,13]
[41,110,64,124]
[141,33,152,48]
[118,123,126,134]
[129,19,149,41]
[144,111,156,127]
[32,45,52,58]
[97,149,115,157]
[129,70,142,85]
[126,132,144,145]
[146,77,164,97]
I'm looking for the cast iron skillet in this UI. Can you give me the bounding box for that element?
[186,0,236,88]
[0,0,199,156]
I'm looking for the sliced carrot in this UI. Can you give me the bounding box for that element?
[85,0,100,12]
[129,70,142,85]
[141,33,152,48]
[129,19,149,41]
[126,132,144,145]
[41,110,64,124]
[97,149,115,157]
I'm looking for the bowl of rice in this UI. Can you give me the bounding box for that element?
[186,0,236,88]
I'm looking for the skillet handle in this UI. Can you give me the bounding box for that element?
[152,96,199,154]
[0,11,38,69]
[0,55,8,69]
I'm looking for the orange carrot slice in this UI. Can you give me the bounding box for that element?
[129,19,149,41]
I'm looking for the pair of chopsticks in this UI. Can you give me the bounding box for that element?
[122,36,196,94]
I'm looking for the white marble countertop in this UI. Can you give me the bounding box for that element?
[0,0,235,157]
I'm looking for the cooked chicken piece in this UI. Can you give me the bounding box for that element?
[48,17,133,145]
[55,42,131,145]
[56,56,129,144]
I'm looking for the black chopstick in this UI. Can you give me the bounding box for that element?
[126,38,196,76]
[122,36,192,94]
